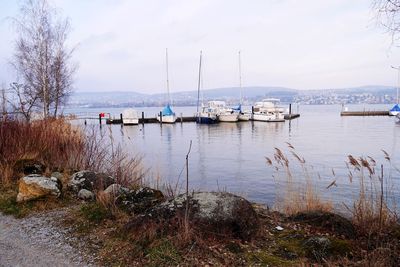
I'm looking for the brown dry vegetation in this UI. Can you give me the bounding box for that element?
[0,118,145,187]
[0,118,145,218]
[267,143,400,266]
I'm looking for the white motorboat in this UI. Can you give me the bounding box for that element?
[122,109,139,125]
[238,112,251,121]
[157,48,176,124]
[208,101,239,122]
[252,98,285,122]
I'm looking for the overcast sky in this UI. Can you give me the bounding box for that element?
[1,0,400,94]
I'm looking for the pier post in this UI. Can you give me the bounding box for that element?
[98,113,102,126]
[142,112,144,125]
[120,113,123,126]
[251,106,254,114]
[181,113,183,123]
[159,111,163,124]
[289,104,292,116]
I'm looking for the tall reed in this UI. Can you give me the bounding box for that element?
[0,118,145,188]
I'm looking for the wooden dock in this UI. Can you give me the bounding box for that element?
[106,116,196,124]
[284,113,300,120]
[340,111,390,116]
[106,113,300,124]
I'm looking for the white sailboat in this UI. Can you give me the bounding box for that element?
[237,51,250,121]
[157,48,176,124]
[196,51,218,124]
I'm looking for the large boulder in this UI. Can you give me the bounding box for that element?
[115,187,164,213]
[126,192,259,240]
[17,174,61,202]
[69,170,114,193]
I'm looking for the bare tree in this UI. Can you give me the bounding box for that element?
[11,0,76,119]
[374,0,400,43]
[7,82,39,121]
[1,83,7,121]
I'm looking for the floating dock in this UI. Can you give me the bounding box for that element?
[340,111,390,116]
[105,114,300,124]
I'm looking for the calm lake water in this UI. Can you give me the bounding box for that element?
[67,104,400,207]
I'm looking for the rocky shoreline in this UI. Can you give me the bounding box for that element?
[1,166,399,266]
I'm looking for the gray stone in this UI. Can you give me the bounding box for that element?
[125,191,259,240]
[69,170,114,193]
[17,174,61,202]
[103,184,130,198]
[115,187,164,213]
[77,189,95,201]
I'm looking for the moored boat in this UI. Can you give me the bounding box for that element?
[122,109,139,125]
[157,48,176,124]
[252,98,285,122]
[389,104,400,116]
[195,51,218,124]
[208,101,239,122]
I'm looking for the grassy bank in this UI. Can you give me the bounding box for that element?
[1,119,399,266]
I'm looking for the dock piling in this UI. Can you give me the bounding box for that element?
[159,111,162,123]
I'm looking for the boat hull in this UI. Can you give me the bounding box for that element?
[252,113,285,122]
[123,120,139,125]
[122,109,139,125]
[157,115,176,123]
[196,116,217,124]
[218,113,239,122]
[238,113,250,121]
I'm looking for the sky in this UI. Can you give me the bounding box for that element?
[1,0,400,94]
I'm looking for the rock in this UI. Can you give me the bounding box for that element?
[51,172,63,181]
[126,192,259,240]
[290,211,355,238]
[115,187,164,213]
[14,159,46,175]
[17,174,61,202]
[78,189,95,201]
[69,171,114,193]
[103,184,130,198]
[303,236,331,261]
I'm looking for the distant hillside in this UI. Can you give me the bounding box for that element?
[69,85,397,107]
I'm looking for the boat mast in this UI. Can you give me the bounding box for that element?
[238,50,242,105]
[166,48,171,105]
[391,65,400,104]
[196,51,203,114]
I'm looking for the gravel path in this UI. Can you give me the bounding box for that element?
[0,209,96,267]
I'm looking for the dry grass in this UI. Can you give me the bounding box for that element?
[345,152,399,235]
[266,144,333,215]
[0,118,85,185]
[0,118,146,189]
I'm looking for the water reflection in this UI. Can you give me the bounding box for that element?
[92,104,400,206]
